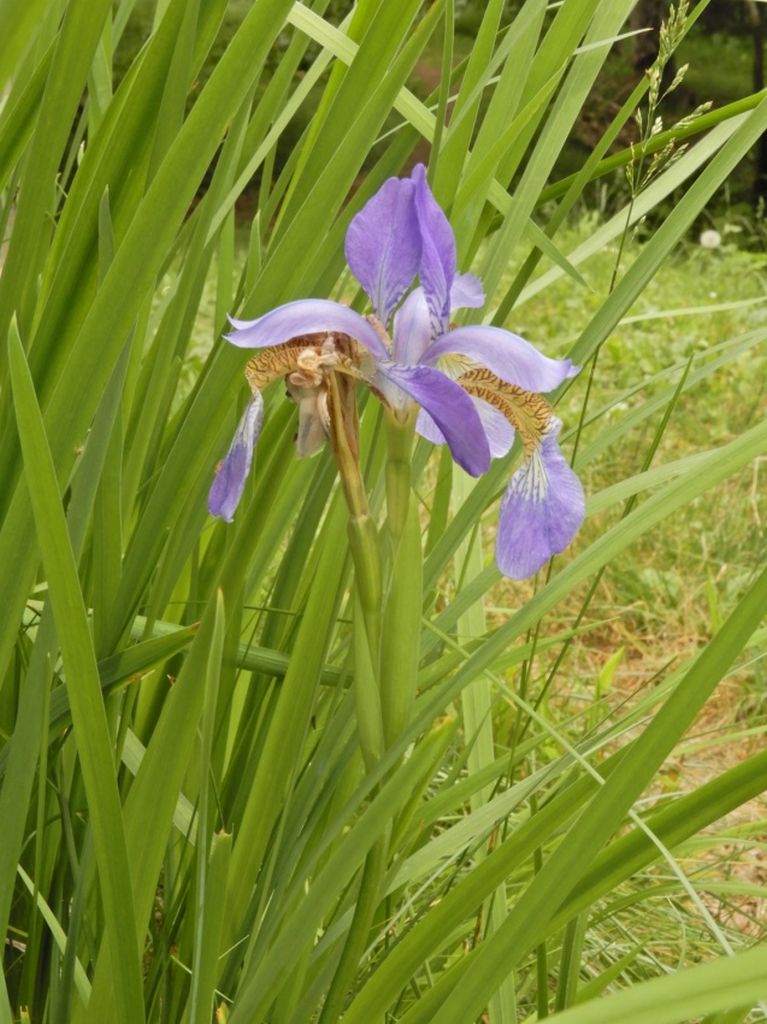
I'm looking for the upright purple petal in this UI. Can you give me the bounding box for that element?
[495,419,584,579]
[227,299,389,361]
[379,362,490,477]
[393,274,486,365]
[208,396,264,522]
[411,164,456,338]
[422,324,578,393]
[392,287,431,364]
[417,395,514,459]
[344,177,420,324]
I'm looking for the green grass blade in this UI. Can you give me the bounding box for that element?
[223,497,350,945]
[518,115,747,307]
[189,831,232,1024]
[15,864,91,1009]
[546,945,767,1024]
[451,0,546,242]
[539,88,767,207]
[7,323,145,1024]
[228,719,463,1022]
[0,0,113,344]
[557,747,767,928]
[0,0,53,95]
[188,591,226,1024]
[346,696,767,1023]
[433,0,505,203]
[83,589,224,1019]
[478,0,638,307]
[380,502,422,746]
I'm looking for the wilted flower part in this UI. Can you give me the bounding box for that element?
[208,396,263,522]
[287,380,331,459]
[208,334,353,520]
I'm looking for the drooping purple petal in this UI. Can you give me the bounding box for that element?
[392,275,487,365]
[344,177,421,324]
[422,324,578,393]
[227,299,389,361]
[411,164,456,338]
[416,395,514,459]
[414,406,444,446]
[208,396,264,522]
[378,362,490,477]
[495,419,584,579]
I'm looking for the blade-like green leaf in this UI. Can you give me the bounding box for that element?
[8,323,144,1024]
[546,945,767,1024]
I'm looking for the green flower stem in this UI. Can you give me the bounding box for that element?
[380,500,422,747]
[347,512,383,662]
[325,370,386,790]
[384,407,416,543]
[327,372,382,664]
[352,592,385,772]
[379,409,421,746]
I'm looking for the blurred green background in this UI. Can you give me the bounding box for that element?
[114,0,767,223]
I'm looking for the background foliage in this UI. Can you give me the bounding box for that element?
[114,0,767,208]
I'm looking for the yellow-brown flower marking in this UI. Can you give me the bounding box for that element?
[458,368,552,455]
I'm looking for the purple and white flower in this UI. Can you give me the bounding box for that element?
[384,165,585,579]
[209,164,585,578]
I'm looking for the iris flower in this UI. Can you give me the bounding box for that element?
[208,164,584,578]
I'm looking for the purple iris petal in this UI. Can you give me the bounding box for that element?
[414,406,444,446]
[208,396,264,522]
[392,275,487,365]
[411,164,456,337]
[416,395,514,459]
[422,324,578,393]
[392,288,431,365]
[495,419,584,579]
[379,363,490,477]
[344,177,421,324]
[451,272,485,309]
[227,299,388,361]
